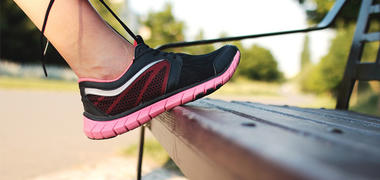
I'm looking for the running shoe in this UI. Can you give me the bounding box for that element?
[80,36,240,139]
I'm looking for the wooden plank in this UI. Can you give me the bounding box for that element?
[206,99,380,153]
[149,99,380,180]
[282,105,380,125]
[227,100,380,138]
[236,101,380,133]
[149,106,306,180]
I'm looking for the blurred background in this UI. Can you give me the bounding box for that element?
[1,0,379,179]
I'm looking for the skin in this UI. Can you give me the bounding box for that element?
[13,0,135,80]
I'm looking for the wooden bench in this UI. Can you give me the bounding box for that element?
[138,0,380,179]
[149,99,380,179]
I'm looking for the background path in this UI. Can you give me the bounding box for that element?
[0,90,149,180]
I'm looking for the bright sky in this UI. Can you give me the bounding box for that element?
[128,0,335,77]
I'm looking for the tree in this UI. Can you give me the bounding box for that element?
[142,3,185,49]
[215,32,283,82]
[89,0,127,38]
[300,24,378,94]
[1,0,125,65]
[300,25,354,94]
[1,0,47,64]
[298,0,361,27]
[298,0,379,94]
[239,44,283,82]
[300,35,311,71]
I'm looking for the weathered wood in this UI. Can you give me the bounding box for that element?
[149,98,380,180]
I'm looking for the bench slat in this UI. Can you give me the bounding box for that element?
[235,101,380,133]
[149,99,380,180]
[203,99,380,152]
[283,105,380,124]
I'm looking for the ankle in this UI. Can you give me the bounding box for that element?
[76,46,135,81]
[83,63,131,80]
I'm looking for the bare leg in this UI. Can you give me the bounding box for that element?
[13,0,134,80]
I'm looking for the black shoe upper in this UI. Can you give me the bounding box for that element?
[79,38,238,119]
[177,45,238,89]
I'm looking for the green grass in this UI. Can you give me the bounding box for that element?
[213,78,281,96]
[121,139,184,175]
[351,91,380,116]
[0,76,78,91]
[122,139,169,165]
[299,95,336,109]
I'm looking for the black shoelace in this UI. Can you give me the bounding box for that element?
[40,0,141,77]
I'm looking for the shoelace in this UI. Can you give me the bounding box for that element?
[40,0,141,76]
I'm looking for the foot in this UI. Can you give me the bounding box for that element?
[79,36,240,139]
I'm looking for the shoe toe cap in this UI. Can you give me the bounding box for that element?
[213,45,239,74]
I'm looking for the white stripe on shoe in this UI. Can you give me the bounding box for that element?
[84,60,164,96]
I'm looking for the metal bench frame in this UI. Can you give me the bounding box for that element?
[136,0,380,179]
[336,0,380,109]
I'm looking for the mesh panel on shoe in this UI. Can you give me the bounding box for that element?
[141,67,167,102]
[86,61,170,116]
[108,71,152,115]
[87,95,116,113]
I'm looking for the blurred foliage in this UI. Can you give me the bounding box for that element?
[212,77,281,97]
[300,35,311,72]
[2,0,283,83]
[300,24,353,94]
[297,0,362,27]
[2,0,43,64]
[122,139,169,165]
[1,0,124,65]
[142,3,185,49]
[351,82,380,116]
[0,76,77,91]
[122,139,184,175]
[237,44,283,82]
[1,0,67,66]
[213,32,283,82]
[89,0,128,39]
[298,0,379,95]
[183,30,215,54]
[300,24,379,95]
[141,3,282,82]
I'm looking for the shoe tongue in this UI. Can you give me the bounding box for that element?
[133,35,151,57]
[134,43,151,57]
